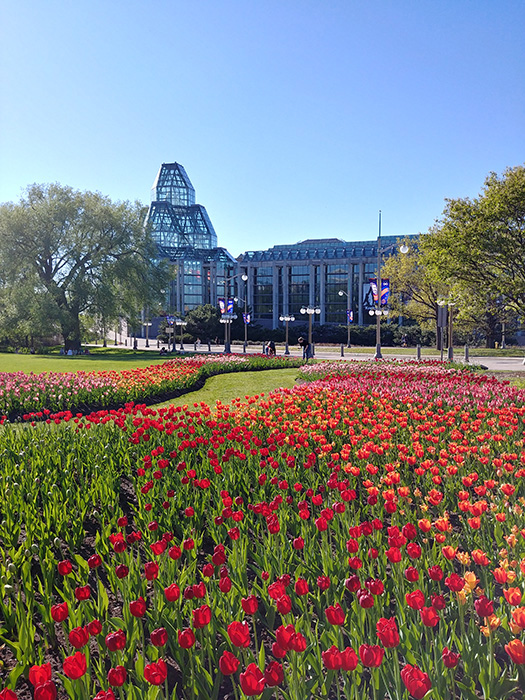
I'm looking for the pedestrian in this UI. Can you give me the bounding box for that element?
[298,336,312,362]
[268,340,276,357]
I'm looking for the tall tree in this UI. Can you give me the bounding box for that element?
[381,240,449,346]
[0,183,168,349]
[421,165,525,316]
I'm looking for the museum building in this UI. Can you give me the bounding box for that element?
[146,162,415,330]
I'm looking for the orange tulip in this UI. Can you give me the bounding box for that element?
[505,639,525,665]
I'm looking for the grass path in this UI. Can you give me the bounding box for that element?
[151,368,299,409]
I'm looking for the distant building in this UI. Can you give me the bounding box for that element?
[146,161,416,330]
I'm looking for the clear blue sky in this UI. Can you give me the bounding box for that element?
[1,0,523,257]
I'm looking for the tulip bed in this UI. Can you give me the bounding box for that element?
[1,360,525,699]
[0,354,302,421]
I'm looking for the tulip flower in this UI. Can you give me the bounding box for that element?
[34,681,57,700]
[359,644,384,667]
[107,667,127,687]
[63,652,87,679]
[505,638,525,664]
[401,664,432,699]
[227,620,251,648]
[325,603,346,625]
[50,602,69,622]
[322,646,343,670]
[376,617,400,648]
[442,647,461,668]
[29,664,52,687]
[144,659,168,685]
[264,661,284,686]
[239,663,266,696]
[219,650,240,675]
[178,628,195,648]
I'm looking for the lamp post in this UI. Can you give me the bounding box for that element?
[371,211,409,359]
[143,321,152,348]
[222,272,248,353]
[220,313,237,353]
[300,305,321,349]
[437,298,456,361]
[174,318,187,351]
[279,314,295,355]
[338,290,352,347]
[166,315,175,352]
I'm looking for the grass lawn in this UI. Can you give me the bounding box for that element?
[0,348,181,373]
[152,368,299,409]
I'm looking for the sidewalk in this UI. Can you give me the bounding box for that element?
[124,337,525,373]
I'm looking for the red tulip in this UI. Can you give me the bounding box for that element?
[29,663,52,686]
[405,590,425,610]
[359,644,384,667]
[74,585,91,601]
[129,597,146,617]
[107,666,127,687]
[87,619,102,636]
[164,583,180,601]
[325,603,346,626]
[445,573,464,592]
[63,651,87,679]
[341,647,358,671]
[474,596,494,618]
[276,594,292,614]
[50,601,69,622]
[150,627,168,647]
[144,659,168,685]
[68,626,90,649]
[144,561,159,580]
[322,645,342,670]
[419,606,440,627]
[294,578,309,596]
[115,564,129,579]
[228,620,251,648]
[192,604,212,629]
[105,629,126,652]
[242,595,259,614]
[57,560,73,576]
[239,663,266,696]
[178,628,195,648]
[88,554,102,569]
[34,681,57,700]
[264,661,284,686]
[401,664,432,699]
[93,691,116,700]
[0,690,18,700]
[219,650,240,675]
[376,617,399,648]
[427,565,443,581]
[442,647,461,668]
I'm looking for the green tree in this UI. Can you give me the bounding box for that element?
[0,183,167,350]
[422,165,525,316]
[185,304,222,342]
[382,239,449,347]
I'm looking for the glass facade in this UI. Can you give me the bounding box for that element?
[146,161,418,328]
[254,268,273,319]
[325,264,348,323]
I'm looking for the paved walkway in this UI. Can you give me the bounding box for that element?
[117,338,525,373]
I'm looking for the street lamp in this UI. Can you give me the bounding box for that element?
[222,272,248,354]
[220,313,237,353]
[300,305,321,348]
[437,298,456,361]
[279,314,295,355]
[338,290,352,347]
[174,318,187,351]
[166,315,175,352]
[372,211,409,359]
[143,321,152,348]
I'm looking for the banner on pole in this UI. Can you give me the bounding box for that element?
[346,310,353,323]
